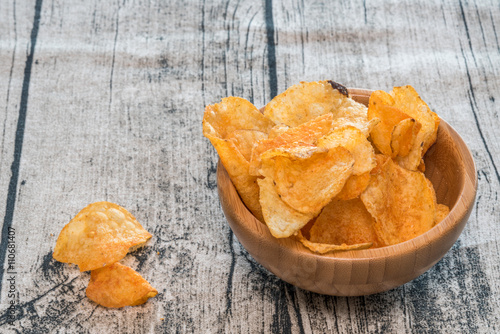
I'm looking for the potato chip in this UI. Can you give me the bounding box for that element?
[296,230,372,254]
[391,118,421,158]
[207,135,263,221]
[317,125,375,175]
[391,86,440,170]
[264,80,368,128]
[268,124,290,139]
[202,97,271,221]
[226,129,268,162]
[258,177,316,238]
[53,202,152,272]
[435,203,450,224]
[309,198,383,248]
[53,202,151,271]
[360,158,437,246]
[260,145,354,214]
[368,90,418,157]
[249,113,334,176]
[202,96,274,138]
[331,117,379,137]
[391,85,440,155]
[86,262,158,308]
[334,172,371,201]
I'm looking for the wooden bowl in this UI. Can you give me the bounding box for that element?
[217,88,477,296]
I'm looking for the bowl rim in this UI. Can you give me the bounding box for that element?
[217,88,478,263]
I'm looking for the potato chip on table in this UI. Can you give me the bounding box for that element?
[53,201,152,272]
[86,262,158,308]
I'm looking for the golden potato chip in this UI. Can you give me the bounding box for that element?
[391,118,421,158]
[360,158,437,246]
[391,86,440,170]
[264,80,368,128]
[226,129,268,162]
[249,113,334,176]
[296,230,372,254]
[260,145,354,214]
[202,96,274,138]
[268,124,290,139]
[258,177,316,238]
[53,202,152,272]
[435,203,450,224]
[202,97,271,221]
[309,198,383,248]
[334,172,371,201]
[86,263,158,308]
[368,90,417,157]
[207,135,263,221]
[331,117,379,137]
[391,85,440,155]
[317,126,375,175]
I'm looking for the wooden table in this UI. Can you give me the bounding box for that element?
[1,0,498,332]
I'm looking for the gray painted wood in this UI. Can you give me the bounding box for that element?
[0,0,498,332]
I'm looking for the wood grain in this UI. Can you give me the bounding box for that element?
[0,0,498,332]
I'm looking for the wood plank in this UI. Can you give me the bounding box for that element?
[0,0,498,332]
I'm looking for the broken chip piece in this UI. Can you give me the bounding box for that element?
[53,201,152,272]
[86,262,158,308]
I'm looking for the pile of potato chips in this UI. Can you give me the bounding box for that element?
[53,201,157,307]
[203,80,450,252]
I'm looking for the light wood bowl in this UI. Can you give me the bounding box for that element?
[217,88,477,296]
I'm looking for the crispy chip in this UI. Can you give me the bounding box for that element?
[317,126,375,175]
[268,124,290,139]
[360,158,437,246]
[53,202,152,272]
[202,97,274,138]
[264,80,369,128]
[258,177,316,238]
[368,90,417,157]
[331,117,379,137]
[391,86,440,170]
[309,198,383,248]
[334,172,371,201]
[86,263,158,308]
[249,113,334,176]
[296,230,372,254]
[260,146,354,214]
[226,129,268,162]
[391,118,421,158]
[202,97,270,221]
[207,135,263,221]
[391,85,440,154]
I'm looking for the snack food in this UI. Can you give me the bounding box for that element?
[53,202,157,307]
[203,81,450,252]
[53,201,152,272]
[86,263,158,308]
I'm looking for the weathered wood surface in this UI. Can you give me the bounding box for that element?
[0,0,498,332]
